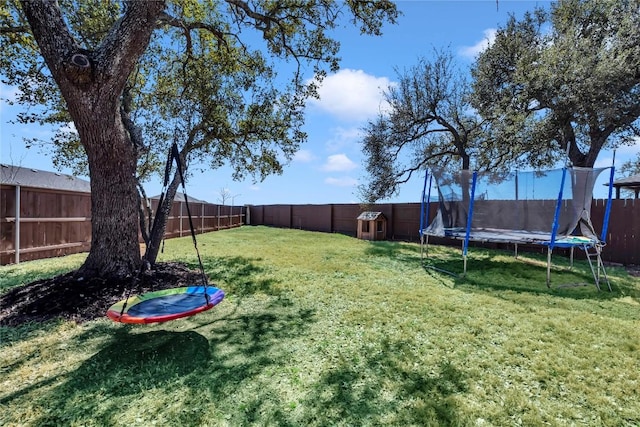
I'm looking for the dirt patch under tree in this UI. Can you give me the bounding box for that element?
[0,262,206,326]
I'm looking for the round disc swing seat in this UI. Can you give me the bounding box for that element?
[107,142,225,324]
[107,286,225,324]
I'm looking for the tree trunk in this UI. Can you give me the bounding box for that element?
[20,0,166,279]
[77,111,142,278]
[144,173,181,266]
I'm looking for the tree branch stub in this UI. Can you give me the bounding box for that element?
[63,52,93,86]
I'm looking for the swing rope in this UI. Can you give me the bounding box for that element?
[169,142,210,304]
[118,140,210,320]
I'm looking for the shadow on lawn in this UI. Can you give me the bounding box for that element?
[294,338,468,426]
[362,240,624,300]
[364,240,422,265]
[421,248,636,300]
[0,328,210,415]
[7,305,318,426]
[1,255,320,426]
[194,254,281,297]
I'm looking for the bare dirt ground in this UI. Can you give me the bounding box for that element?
[0,262,203,326]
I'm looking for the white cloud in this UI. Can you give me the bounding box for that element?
[293,149,315,163]
[325,126,363,152]
[615,136,640,155]
[321,153,358,172]
[325,176,358,187]
[0,82,19,103]
[249,184,260,191]
[459,28,497,59]
[307,69,393,122]
[597,136,640,168]
[594,157,615,168]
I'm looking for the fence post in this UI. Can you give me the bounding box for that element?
[330,204,334,233]
[15,185,20,264]
[179,201,184,237]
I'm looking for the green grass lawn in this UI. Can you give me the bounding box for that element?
[1,226,639,426]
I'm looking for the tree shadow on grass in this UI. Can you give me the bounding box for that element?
[1,254,320,426]
[193,255,281,297]
[0,255,274,347]
[3,297,318,426]
[360,240,621,300]
[0,328,211,424]
[296,338,468,426]
[364,240,422,265]
[421,248,636,300]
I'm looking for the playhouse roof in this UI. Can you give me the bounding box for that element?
[357,211,385,221]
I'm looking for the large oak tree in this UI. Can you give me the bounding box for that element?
[359,50,503,202]
[0,0,398,279]
[471,0,640,168]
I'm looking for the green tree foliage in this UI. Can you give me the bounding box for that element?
[471,0,640,168]
[617,150,640,197]
[620,153,640,176]
[0,0,398,277]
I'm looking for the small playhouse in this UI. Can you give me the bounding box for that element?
[356,211,387,241]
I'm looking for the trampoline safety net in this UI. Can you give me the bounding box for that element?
[422,167,610,244]
[419,166,615,291]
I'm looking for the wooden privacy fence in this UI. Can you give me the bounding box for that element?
[247,199,640,265]
[0,184,244,265]
[152,197,245,240]
[0,185,92,266]
[1,185,637,266]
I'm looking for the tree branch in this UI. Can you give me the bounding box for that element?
[0,25,29,34]
[156,11,230,51]
[19,0,78,79]
[94,1,165,95]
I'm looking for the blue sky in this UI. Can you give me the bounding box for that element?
[1,1,636,205]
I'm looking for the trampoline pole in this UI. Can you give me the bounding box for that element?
[420,171,428,235]
[420,171,432,263]
[425,234,429,257]
[463,254,468,277]
[601,166,615,242]
[462,171,478,278]
[570,247,574,269]
[546,248,552,288]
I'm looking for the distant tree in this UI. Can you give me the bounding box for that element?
[620,154,640,176]
[616,151,640,196]
[217,188,233,205]
[471,0,640,168]
[0,0,398,279]
[359,50,511,203]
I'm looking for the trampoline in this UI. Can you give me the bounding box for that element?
[107,286,225,324]
[420,166,615,290]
